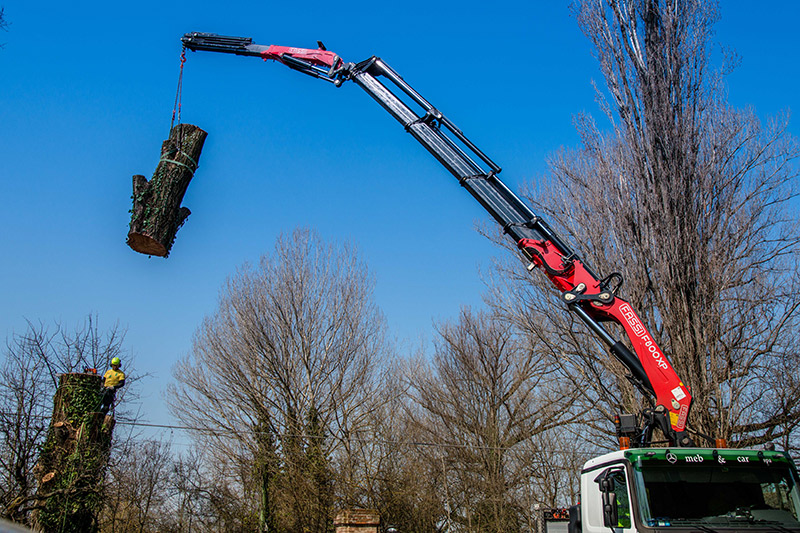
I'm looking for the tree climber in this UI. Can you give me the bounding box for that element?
[100,357,125,415]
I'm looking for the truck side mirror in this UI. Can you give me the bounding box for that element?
[601,489,619,528]
[595,469,621,528]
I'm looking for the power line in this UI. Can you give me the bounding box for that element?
[3,409,798,462]
[112,419,591,458]
[0,409,597,459]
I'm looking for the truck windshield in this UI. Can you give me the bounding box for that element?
[628,450,800,529]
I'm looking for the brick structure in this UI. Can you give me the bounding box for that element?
[334,509,380,533]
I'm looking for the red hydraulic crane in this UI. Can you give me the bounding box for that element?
[180,32,693,448]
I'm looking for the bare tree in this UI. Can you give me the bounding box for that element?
[515,431,581,508]
[0,317,129,526]
[0,335,50,523]
[493,0,800,449]
[12,316,127,390]
[102,442,257,533]
[407,307,583,531]
[168,447,262,533]
[0,7,8,48]
[101,438,174,533]
[161,446,225,533]
[168,227,390,531]
[340,361,449,532]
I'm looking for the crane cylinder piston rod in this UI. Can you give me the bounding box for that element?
[180,32,693,448]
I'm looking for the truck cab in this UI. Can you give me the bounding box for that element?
[575,448,800,533]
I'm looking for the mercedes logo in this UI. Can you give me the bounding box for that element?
[667,452,678,464]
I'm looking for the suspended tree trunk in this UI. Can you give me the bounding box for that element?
[127,123,207,257]
[31,373,115,533]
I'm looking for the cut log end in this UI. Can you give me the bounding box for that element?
[127,123,206,258]
[127,232,168,257]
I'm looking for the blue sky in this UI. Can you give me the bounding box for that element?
[1,1,798,429]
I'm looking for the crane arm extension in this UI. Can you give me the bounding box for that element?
[182,33,343,81]
[179,32,693,446]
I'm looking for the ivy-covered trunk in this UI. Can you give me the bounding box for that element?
[32,373,115,533]
[255,414,279,533]
[127,123,207,257]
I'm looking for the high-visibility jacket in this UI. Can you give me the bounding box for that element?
[103,368,126,389]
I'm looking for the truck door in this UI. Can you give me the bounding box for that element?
[582,465,635,533]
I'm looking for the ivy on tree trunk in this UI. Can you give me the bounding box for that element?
[31,373,115,533]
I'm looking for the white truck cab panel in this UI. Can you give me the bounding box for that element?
[575,448,800,533]
[581,452,636,533]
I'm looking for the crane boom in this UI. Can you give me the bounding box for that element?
[180,32,694,447]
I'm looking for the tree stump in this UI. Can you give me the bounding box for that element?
[31,373,115,533]
[127,123,207,257]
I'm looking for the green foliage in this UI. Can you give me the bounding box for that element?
[254,415,280,533]
[302,407,333,531]
[63,382,102,424]
[263,407,334,533]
